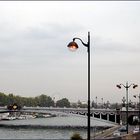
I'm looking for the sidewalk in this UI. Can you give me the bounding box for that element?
[91,125,121,139]
[91,125,140,140]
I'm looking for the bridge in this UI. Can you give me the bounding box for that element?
[0,107,139,125]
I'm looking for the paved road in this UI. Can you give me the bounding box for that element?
[92,125,121,139]
[92,125,136,139]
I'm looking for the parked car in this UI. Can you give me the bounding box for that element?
[133,127,139,134]
[113,130,121,137]
[118,126,127,132]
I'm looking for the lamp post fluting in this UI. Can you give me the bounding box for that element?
[101,98,103,109]
[133,94,140,132]
[96,96,97,108]
[116,82,138,134]
[67,32,91,140]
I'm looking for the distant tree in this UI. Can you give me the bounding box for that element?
[71,103,78,108]
[106,100,110,109]
[14,95,24,107]
[77,100,87,108]
[56,98,70,108]
[37,94,54,107]
[110,103,121,109]
[46,96,54,107]
[92,100,96,108]
[8,93,15,105]
[80,103,87,108]
[0,92,8,106]
[77,100,82,108]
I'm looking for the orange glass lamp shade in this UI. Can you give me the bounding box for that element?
[67,41,79,51]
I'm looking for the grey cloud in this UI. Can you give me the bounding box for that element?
[93,37,140,54]
[0,22,19,42]
[2,22,85,58]
[23,27,53,40]
[22,23,84,40]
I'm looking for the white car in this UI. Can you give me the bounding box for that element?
[133,127,139,134]
[113,130,121,137]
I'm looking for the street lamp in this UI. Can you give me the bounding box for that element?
[116,82,138,134]
[67,32,91,140]
[122,96,126,108]
[133,94,140,132]
[95,96,97,108]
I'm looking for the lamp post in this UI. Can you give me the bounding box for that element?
[122,96,126,108]
[101,98,103,109]
[95,96,97,108]
[116,82,138,134]
[67,32,90,140]
[133,94,140,132]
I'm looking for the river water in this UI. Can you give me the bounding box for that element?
[0,114,116,139]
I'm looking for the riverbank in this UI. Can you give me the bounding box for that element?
[0,123,111,130]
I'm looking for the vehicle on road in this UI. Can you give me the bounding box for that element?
[113,130,121,137]
[118,125,127,132]
[133,127,139,134]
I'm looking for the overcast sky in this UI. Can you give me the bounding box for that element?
[0,1,140,103]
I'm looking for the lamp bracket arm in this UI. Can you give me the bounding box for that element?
[128,83,135,88]
[120,84,126,88]
[73,37,88,47]
[128,84,132,88]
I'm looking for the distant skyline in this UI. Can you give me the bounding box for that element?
[0,1,140,103]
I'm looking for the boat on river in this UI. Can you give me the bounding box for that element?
[1,116,16,120]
